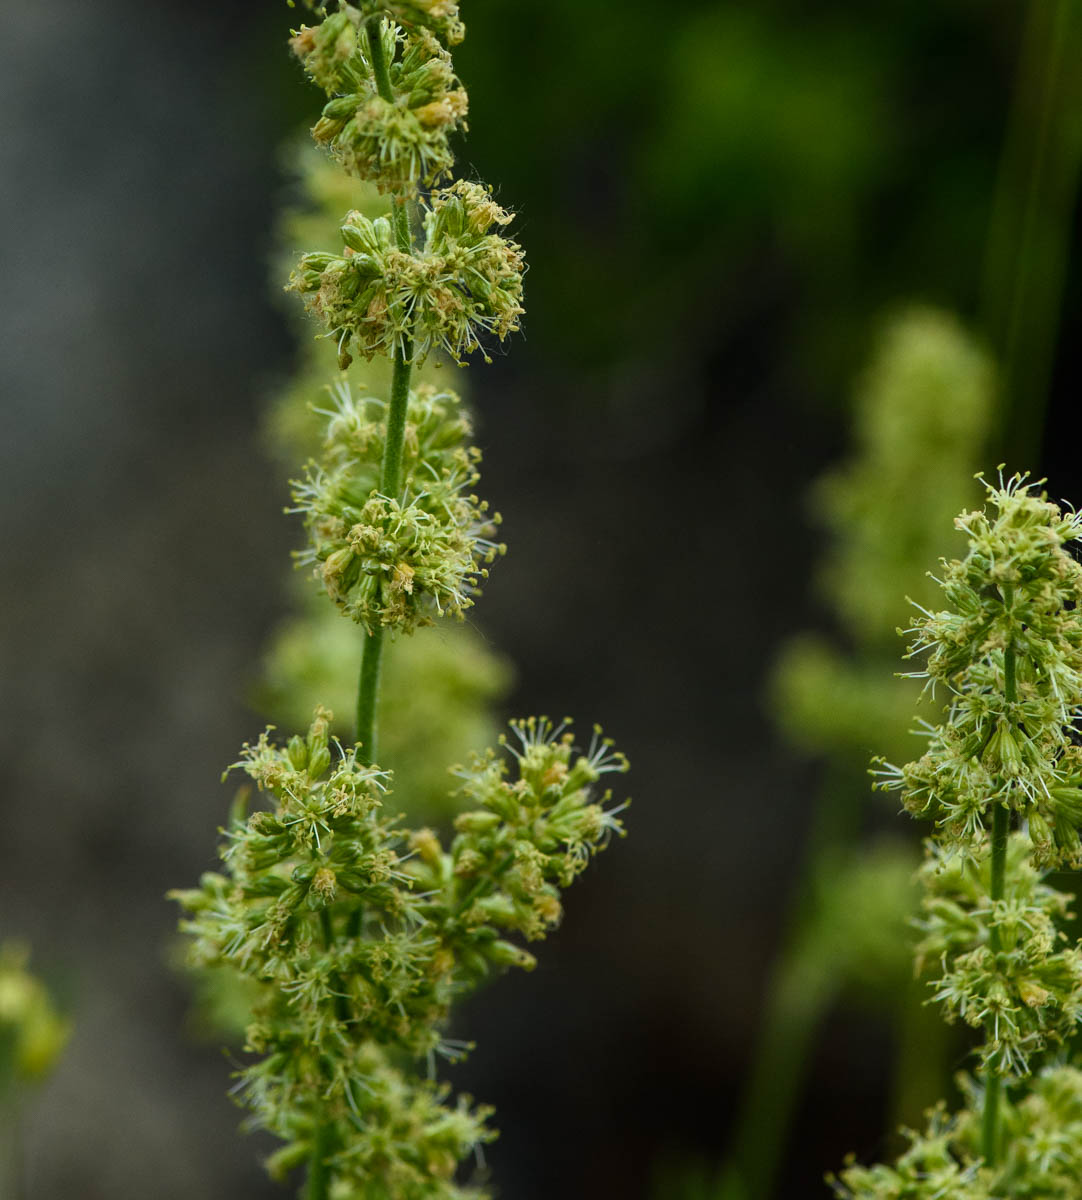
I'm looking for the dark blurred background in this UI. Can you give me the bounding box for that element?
[2,0,1081,1196]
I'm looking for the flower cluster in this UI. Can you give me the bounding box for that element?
[831,479,1082,1192]
[409,718,629,972]
[830,1108,987,1200]
[292,1,464,48]
[293,15,467,193]
[832,1067,1082,1199]
[986,1066,1082,1197]
[815,307,995,645]
[175,0,628,1192]
[290,382,503,634]
[289,180,525,365]
[915,836,1082,1075]
[356,0,464,46]
[0,943,70,1085]
[172,711,627,1194]
[875,476,1082,864]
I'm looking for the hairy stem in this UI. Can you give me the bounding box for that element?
[982,640,1015,1167]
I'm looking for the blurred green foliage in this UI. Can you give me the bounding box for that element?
[459,0,1008,391]
[0,945,69,1090]
[774,308,995,767]
[717,307,995,1200]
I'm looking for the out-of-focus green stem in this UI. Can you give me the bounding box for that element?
[983,0,1082,465]
[718,943,835,1200]
[718,763,861,1200]
[307,1122,330,1200]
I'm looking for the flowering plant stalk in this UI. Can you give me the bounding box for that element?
[172,3,628,1196]
[831,475,1082,1198]
[714,309,994,1200]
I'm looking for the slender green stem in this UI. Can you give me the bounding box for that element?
[988,804,1009,924]
[355,346,414,762]
[719,762,863,1200]
[982,800,1009,1169]
[982,640,1015,1168]
[355,627,385,765]
[981,1058,1003,1170]
[381,346,414,499]
[309,18,419,1194]
[307,1123,330,1200]
[720,942,836,1200]
[353,18,418,764]
[319,907,334,951]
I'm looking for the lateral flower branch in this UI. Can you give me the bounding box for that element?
[172,3,627,1198]
[832,476,1082,1199]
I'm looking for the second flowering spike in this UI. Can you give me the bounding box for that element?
[876,476,1082,864]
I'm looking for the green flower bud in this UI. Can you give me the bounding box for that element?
[408,826,443,868]
[291,861,317,884]
[470,894,517,927]
[984,720,1023,777]
[453,810,501,834]
[307,867,337,908]
[1028,809,1054,864]
[287,734,308,770]
[307,745,331,779]
[1050,786,1082,823]
[484,940,535,970]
